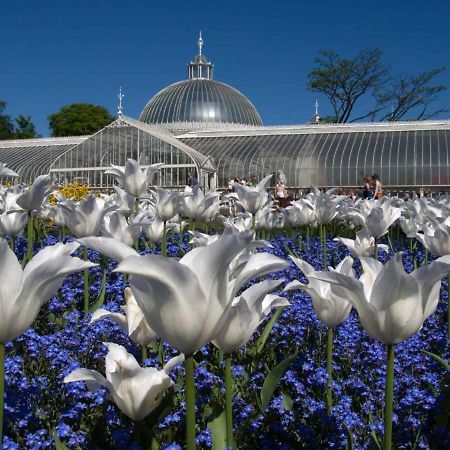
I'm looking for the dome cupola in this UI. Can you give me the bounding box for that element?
[139,33,262,130]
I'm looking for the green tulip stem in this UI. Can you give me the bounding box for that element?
[225,355,235,449]
[9,237,15,253]
[0,343,5,450]
[27,211,33,261]
[141,346,148,363]
[321,224,327,269]
[185,355,196,450]
[83,247,89,315]
[162,221,167,257]
[252,214,256,231]
[424,248,428,266]
[384,344,395,450]
[374,239,378,260]
[326,327,333,415]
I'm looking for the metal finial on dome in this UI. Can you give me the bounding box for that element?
[117,87,124,118]
[198,31,203,55]
[315,99,320,124]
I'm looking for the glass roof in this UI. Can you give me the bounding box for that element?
[139,79,263,128]
[180,125,450,190]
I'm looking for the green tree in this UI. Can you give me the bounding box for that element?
[48,103,114,137]
[371,67,447,121]
[307,49,447,123]
[307,49,388,123]
[14,115,40,139]
[0,101,40,139]
[0,101,15,139]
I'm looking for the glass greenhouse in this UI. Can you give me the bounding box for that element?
[179,120,450,191]
[1,34,450,193]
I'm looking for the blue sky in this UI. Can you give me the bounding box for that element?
[1,0,449,136]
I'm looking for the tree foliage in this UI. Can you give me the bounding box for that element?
[48,103,114,137]
[0,101,40,139]
[307,49,447,123]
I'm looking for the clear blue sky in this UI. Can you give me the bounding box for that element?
[1,0,449,136]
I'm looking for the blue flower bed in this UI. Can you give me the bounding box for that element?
[2,231,449,449]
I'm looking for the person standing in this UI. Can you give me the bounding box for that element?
[187,172,199,187]
[362,175,372,199]
[372,173,383,199]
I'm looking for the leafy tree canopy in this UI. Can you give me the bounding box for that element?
[307,49,447,123]
[48,103,114,137]
[0,101,40,139]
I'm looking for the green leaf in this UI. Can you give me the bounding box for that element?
[343,422,354,450]
[158,340,165,368]
[370,430,382,450]
[260,352,298,410]
[282,392,293,411]
[255,307,286,354]
[424,350,450,370]
[207,407,228,450]
[283,244,299,259]
[53,430,70,450]
[88,269,107,313]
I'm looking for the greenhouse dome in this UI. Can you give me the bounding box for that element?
[139,33,262,130]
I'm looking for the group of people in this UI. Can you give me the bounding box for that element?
[362,173,383,199]
[227,175,258,192]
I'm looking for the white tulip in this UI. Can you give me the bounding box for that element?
[60,195,116,238]
[183,185,220,222]
[398,217,421,238]
[335,231,389,258]
[78,236,138,263]
[0,164,19,178]
[0,187,28,236]
[0,240,96,343]
[114,231,289,355]
[103,211,140,247]
[152,188,183,222]
[310,253,450,344]
[285,256,354,327]
[213,279,289,354]
[416,220,450,257]
[90,287,157,347]
[221,213,253,232]
[16,174,52,212]
[230,174,272,215]
[290,199,318,227]
[64,343,183,421]
[105,159,164,198]
[107,186,137,217]
[346,197,401,239]
[188,230,220,247]
[302,186,346,225]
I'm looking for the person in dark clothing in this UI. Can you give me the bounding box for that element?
[362,175,373,199]
[187,172,199,187]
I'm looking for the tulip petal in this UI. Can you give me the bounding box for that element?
[289,256,315,275]
[115,254,210,354]
[64,368,112,392]
[232,252,289,297]
[163,354,185,373]
[78,236,138,262]
[90,308,128,330]
[0,240,23,343]
[104,342,142,374]
[181,230,254,305]
[12,247,96,341]
[283,280,307,291]
[411,260,450,319]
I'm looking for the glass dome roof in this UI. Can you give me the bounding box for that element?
[139,33,263,129]
[139,79,263,128]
